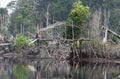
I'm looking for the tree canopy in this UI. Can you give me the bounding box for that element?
[68,1,90,26]
[0,0,119,40]
[64,1,90,39]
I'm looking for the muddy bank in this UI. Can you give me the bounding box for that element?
[0,44,68,60]
[0,40,120,61]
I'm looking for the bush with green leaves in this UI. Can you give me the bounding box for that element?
[63,1,90,39]
[14,34,29,48]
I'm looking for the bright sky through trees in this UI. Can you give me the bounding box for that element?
[0,0,14,7]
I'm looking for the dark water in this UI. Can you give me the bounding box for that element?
[0,58,120,79]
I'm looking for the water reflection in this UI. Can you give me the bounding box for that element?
[0,58,120,79]
[69,61,120,79]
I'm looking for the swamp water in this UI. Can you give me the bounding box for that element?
[0,58,120,79]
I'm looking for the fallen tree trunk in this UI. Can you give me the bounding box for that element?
[102,26,120,39]
[0,43,12,46]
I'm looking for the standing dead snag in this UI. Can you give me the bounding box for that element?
[0,34,4,43]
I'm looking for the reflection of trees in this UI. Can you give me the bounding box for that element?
[0,59,35,79]
[35,60,72,79]
[2,58,120,79]
[69,61,120,79]
[13,63,29,79]
[0,59,13,79]
[12,60,36,79]
[5,59,73,79]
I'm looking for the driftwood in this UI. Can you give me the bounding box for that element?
[40,22,66,31]
[38,38,90,41]
[0,43,12,46]
[29,38,39,45]
[3,53,22,58]
[102,26,120,39]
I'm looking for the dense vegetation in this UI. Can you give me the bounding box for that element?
[0,0,119,39]
[64,1,90,39]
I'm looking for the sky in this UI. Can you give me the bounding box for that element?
[0,0,13,8]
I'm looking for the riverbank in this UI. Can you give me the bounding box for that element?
[69,40,120,60]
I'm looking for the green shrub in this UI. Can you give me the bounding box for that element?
[14,34,29,48]
[72,40,81,47]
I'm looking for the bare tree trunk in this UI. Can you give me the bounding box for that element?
[0,14,3,30]
[72,21,74,40]
[90,8,102,39]
[20,23,23,34]
[46,3,51,27]
[104,7,110,27]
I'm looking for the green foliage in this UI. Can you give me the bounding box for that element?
[0,8,8,15]
[64,1,90,39]
[13,64,28,79]
[7,0,120,39]
[8,0,33,35]
[16,14,23,23]
[0,8,8,31]
[63,26,81,39]
[8,0,76,35]
[17,3,32,24]
[14,34,29,48]
[68,1,90,26]
[62,26,72,39]
[72,40,81,47]
[111,35,119,43]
